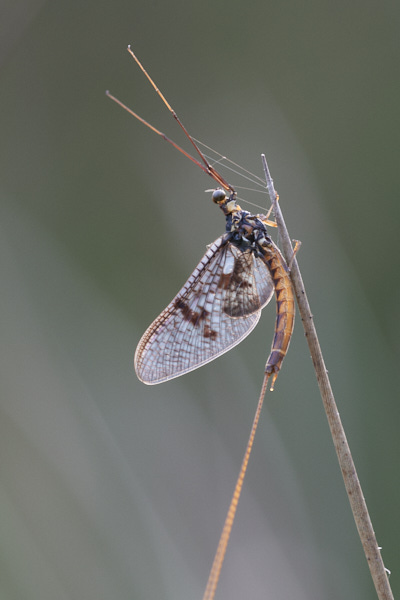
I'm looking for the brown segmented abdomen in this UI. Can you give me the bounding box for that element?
[259,240,295,390]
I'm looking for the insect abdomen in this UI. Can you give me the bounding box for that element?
[260,241,295,389]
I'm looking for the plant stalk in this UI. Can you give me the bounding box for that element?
[261,154,392,600]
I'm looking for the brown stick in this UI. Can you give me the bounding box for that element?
[261,155,393,600]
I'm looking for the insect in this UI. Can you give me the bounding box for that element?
[107,47,297,600]
[107,47,295,391]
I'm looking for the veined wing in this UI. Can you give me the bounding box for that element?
[134,235,275,384]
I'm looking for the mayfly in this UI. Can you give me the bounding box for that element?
[107,47,295,391]
[107,47,296,600]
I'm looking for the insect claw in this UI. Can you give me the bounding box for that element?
[288,240,301,271]
[269,372,279,391]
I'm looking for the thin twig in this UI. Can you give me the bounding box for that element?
[261,155,393,600]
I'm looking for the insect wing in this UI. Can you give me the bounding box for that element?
[134,235,275,384]
[222,243,274,317]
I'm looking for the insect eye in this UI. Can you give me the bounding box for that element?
[212,189,226,204]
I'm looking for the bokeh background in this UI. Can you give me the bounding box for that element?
[0,1,399,599]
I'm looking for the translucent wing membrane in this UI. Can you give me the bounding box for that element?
[135,235,275,384]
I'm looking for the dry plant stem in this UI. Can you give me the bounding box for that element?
[261,155,393,600]
[202,373,270,600]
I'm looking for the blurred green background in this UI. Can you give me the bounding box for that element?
[0,1,399,599]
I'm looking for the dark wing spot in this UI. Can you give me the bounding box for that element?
[204,325,218,340]
[174,298,209,327]
[218,272,232,290]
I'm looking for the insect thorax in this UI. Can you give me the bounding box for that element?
[212,188,273,255]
